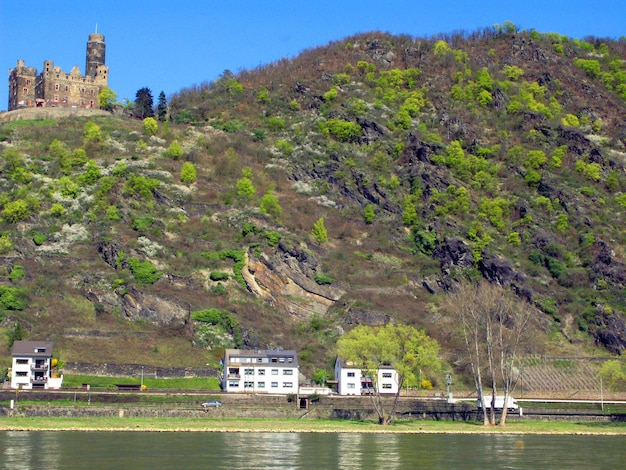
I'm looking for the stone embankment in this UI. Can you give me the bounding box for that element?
[2,391,624,422]
[0,107,111,123]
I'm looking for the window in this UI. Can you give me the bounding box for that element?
[382,383,392,389]
[347,383,356,389]
[271,382,278,388]
[271,358,277,363]
[347,372,355,377]
[244,368,254,375]
[257,382,265,388]
[283,382,293,388]
[55,84,60,91]
[228,381,239,388]
[16,359,28,364]
[23,87,28,94]
[279,357,285,363]
[283,370,293,375]
[288,357,293,363]
[271,369,278,375]
[244,381,254,388]
[258,369,265,376]
[16,372,28,377]
[65,85,69,92]
[26,79,31,85]
[382,372,392,378]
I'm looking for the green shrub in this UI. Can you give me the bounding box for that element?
[263,231,282,247]
[276,139,294,157]
[9,264,25,281]
[311,218,328,244]
[180,162,197,183]
[265,117,285,132]
[318,119,362,142]
[127,258,162,285]
[209,272,229,282]
[32,231,47,246]
[132,216,154,232]
[2,199,30,223]
[143,117,158,136]
[167,140,184,160]
[0,285,26,311]
[363,204,375,224]
[260,190,282,219]
[314,273,333,285]
[125,175,160,200]
[574,58,601,78]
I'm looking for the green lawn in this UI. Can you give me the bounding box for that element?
[61,374,221,390]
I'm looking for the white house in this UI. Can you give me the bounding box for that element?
[10,340,63,390]
[222,349,299,394]
[334,357,399,396]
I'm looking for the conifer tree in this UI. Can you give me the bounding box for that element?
[134,87,154,119]
[157,91,168,122]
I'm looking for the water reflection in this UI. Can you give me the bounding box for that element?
[225,432,302,469]
[0,431,625,469]
[0,431,61,470]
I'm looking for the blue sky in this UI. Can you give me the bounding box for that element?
[2,0,625,112]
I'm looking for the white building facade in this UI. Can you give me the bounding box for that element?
[222,349,299,394]
[10,340,63,390]
[334,357,399,396]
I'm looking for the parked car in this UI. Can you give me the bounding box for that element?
[201,400,222,408]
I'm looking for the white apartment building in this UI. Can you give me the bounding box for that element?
[334,357,399,396]
[222,349,299,394]
[10,340,63,390]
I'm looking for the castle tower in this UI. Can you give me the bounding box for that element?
[85,33,106,78]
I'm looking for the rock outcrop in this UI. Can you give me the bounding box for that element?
[243,243,345,319]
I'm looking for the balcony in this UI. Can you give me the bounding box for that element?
[31,377,48,384]
[31,363,49,371]
[227,373,241,379]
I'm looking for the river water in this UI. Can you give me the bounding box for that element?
[1,431,624,469]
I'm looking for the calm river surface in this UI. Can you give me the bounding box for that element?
[1,431,624,469]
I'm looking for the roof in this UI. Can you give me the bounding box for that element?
[11,340,53,357]
[224,348,299,366]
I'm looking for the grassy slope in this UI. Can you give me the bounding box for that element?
[1,27,626,382]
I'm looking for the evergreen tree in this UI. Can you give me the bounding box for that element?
[157,91,168,122]
[134,87,154,119]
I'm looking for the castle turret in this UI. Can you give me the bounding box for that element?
[85,33,106,78]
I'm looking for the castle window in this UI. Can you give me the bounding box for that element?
[54,95,59,102]
[65,85,69,92]
[81,88,85,95]
[26,79,31,85]
[23,88,28,94]
[55,84,60,91]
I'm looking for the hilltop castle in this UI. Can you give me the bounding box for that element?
[8,33,108,111]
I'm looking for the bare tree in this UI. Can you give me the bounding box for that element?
[444,281,539,426]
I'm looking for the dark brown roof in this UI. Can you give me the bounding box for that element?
[11,340,53,357]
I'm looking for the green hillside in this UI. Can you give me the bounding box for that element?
[2,25,626,383]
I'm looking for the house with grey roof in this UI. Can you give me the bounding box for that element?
[10,340,63,390]
[222,349,299,394]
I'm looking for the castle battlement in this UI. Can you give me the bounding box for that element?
[8,33,108,111]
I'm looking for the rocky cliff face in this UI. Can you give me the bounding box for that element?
[243,243,345,319]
